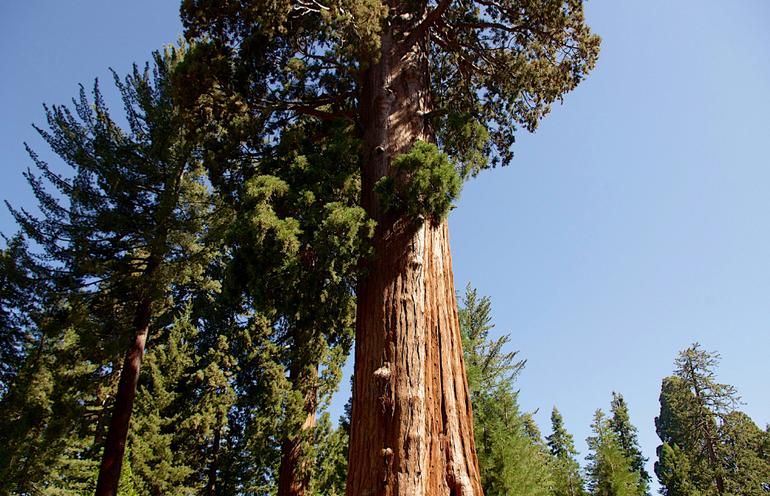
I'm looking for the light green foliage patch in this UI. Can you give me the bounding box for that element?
[375,141,462,223]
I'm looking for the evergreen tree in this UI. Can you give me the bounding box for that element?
[655,344,769,496]
[718,411,770,495]
[655,344,740,495]
[179,1,600,492]
[0,236,36,397]
[655,442,698,496]
[609,393,650,496]
[459,285,551,496]
[222,118,372,495]
[548,407,587,496]
[586,409,641,496]
[3,45,219,495]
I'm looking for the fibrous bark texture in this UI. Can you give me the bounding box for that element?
[346,22,483,496]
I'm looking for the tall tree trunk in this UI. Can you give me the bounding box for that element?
[278,365,318,496]
[346,20,483,496]
[94,297,152,496]
[205,420,222,496]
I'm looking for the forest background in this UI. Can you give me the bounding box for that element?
[1,0,769,493]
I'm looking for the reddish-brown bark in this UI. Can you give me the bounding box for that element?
[345,16,483,496]
[94,297,152,496]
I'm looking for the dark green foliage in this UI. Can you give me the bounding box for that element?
[586,409,641,496]
[719,411,770,495]
[374,141,462,223]
[129,308,236,495]
[609,393,651,496]
[655,344,770,496]
[655,442,698,496]
[180,0,600,168]
[655,376,717,494]
[196,117,371,492]
[548,407,587,496]
[0,236,37,397]
[0,45,222,493]
[459,284,550,496]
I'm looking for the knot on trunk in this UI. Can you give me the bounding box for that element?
[373,363,391,381]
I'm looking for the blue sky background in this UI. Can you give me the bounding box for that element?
[2,1,769,491]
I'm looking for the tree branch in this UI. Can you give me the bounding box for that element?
[396,0,453,59]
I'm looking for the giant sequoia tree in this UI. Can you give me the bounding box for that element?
[180,1,599,494]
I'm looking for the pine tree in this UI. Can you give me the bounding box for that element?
[0,236,36,397]
[609,393,650,496]
[548,407,587,496]
[655,344,770,496]
[179,2,600,493]
[654,344,740,495]
[4,45,219,495]
[459,285,551,496]
[586,409,640,496]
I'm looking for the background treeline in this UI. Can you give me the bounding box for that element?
[1,48,768,496]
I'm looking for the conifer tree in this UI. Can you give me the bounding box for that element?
[586,409,640,496]
[718,411,770,495]
[609,393,650,496]
[221,118,372,495]
[655,344,769,496]
[179,2,600,493]
[0,236,36,397]
[459,285,551,496]
[547,407,587,496]
[4,45,219,495]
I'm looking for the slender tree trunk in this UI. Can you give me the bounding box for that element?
[205,420,222,496]
[94,297,152,496]
[346,18,483,496]
[278,365,318,496]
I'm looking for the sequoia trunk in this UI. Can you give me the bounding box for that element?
[94,297,152,496]
[346,19,483,496]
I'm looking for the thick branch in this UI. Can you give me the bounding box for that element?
[396,0,453,59]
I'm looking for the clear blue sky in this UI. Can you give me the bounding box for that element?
[2,1,769,491]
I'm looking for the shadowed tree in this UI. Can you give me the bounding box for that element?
[179,1,599,493]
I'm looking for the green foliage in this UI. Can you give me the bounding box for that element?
[0,236,37,397]
[586,409,641,496]
[459,283,525,399]
[655,442,698,496]
[436,112,491,179]
[374,141,462,223]
[609,393,651,496]
[459,284,550,496]
[310,412,349,496]
[181,0,600,170]
[655,344,770,496]
[0,45,227,494]
[548,407,587,496]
